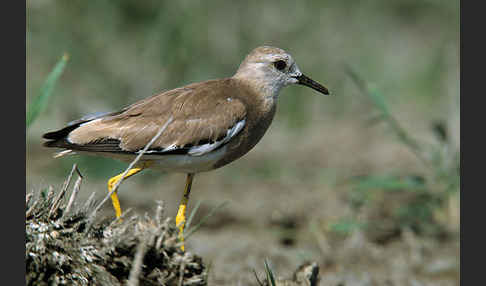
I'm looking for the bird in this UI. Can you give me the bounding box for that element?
[42,46,330,250]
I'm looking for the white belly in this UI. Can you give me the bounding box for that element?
[79,145,228,173]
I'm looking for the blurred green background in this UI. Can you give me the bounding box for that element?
[26,1,459,285]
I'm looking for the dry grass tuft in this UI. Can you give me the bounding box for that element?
[25,166,207,286]
[256,261,320,286]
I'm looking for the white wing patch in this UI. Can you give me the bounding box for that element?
[138,119,246,156]
[188,119,246,156]
[161,144,178,153]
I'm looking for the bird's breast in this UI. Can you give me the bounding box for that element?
[212,102,277,169]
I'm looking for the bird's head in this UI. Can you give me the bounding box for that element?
[234,46,329,99]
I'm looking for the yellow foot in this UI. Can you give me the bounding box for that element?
[107,177,123,219]
[107,167,145,220]
[176,204,187,251]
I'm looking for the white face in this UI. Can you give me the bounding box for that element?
[234,46,329,99]
[235,50,303,98]
[255,52,303,86]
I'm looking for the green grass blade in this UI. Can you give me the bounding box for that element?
[345,64,428,166]
[329,218,367,235]
[344,65,389,116]
[353,175,427,193]
[368,88,390,117]
[185,201,228,239]
[185,200,203,230]
[264,259,276,286]
[26,53,69,129]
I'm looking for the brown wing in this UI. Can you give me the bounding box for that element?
[44,79,247,155]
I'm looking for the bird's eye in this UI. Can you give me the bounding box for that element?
[273,60,287,71]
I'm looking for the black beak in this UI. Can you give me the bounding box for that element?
[295,74,329,95]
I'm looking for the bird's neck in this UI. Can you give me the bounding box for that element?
[232,69,283,101]
[230,76,279,112]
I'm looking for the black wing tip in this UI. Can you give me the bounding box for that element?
[42,110,121,141]
[43,137,128,153]
[42,125,79,149]
[42,131,60,140]
[42,128,67,149]
[42,121,83,142]
[43,138,70,149]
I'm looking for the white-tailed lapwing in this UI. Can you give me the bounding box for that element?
[43,46,330,250]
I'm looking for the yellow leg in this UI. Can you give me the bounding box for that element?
[107,167,144,218]
[175,173,195,251]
